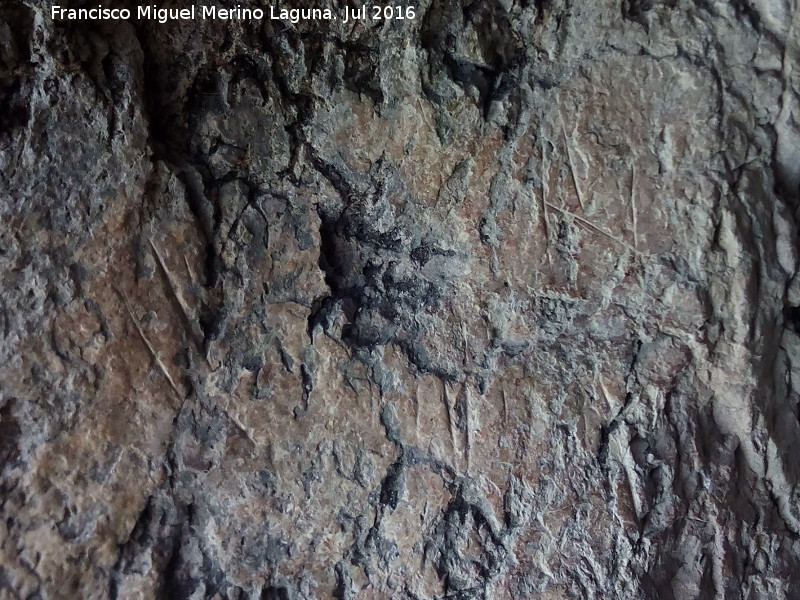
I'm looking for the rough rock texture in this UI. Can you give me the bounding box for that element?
[2,0,800,598]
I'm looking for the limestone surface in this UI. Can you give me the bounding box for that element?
[1,1,800,598]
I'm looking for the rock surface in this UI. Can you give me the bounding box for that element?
[2,0,800,598]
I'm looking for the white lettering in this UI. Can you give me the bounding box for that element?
[202,6,265,20]
[138,6,195,23]
[271,7,331,23]
[51,6,131,20]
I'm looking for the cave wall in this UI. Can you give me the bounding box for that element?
[1,1,800,598]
